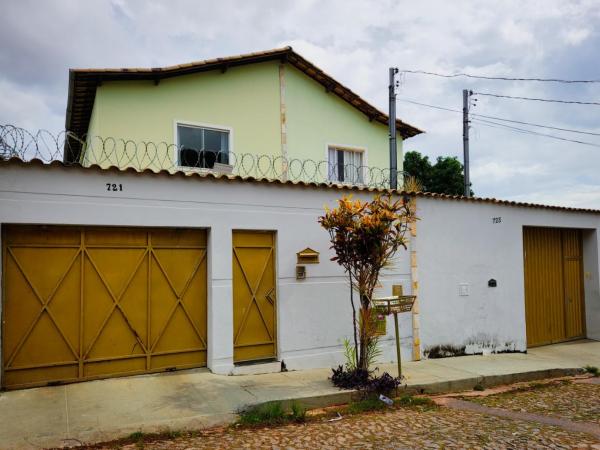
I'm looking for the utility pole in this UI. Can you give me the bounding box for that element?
[389,67,399,190]
[462,89,471,197]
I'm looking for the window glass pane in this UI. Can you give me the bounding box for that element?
[328,147,363,184]
[328,148,338,181]
[337,149,345,181]
[178,125,203,151]
[345,150,363,184]
[204,129,226,152]
[218,131,229,164]
[177,125,229,168]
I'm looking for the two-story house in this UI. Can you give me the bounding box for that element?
[1,49,598,393]
[65,47,421,186]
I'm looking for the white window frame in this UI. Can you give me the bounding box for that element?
[325,144,368,185]
[173,120,234,171]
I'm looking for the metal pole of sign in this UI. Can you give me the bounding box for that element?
[394,311,402,379]
[373,292,415,381]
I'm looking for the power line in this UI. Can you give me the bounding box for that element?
[397,97,600,147]
[471,118,600,148]
[397,98,600,137]
[398,98,461,114]
[399,69,600,84]
[473,113,600,137]
[473,91,600,106]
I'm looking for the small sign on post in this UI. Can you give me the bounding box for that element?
[372,292,416,379]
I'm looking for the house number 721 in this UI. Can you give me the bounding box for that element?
[106,183,123,192]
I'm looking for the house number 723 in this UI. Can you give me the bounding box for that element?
[106,183,123,192]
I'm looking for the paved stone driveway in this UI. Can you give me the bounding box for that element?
[92,378,600,449]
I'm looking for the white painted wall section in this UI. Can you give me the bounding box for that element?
[0,164,412,378]
[0,162,599,384]
[417,197,600,357]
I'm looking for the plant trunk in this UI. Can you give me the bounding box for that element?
[358,294,371,371]
[349,272,359,369]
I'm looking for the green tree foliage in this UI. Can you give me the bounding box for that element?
[403,151,432,189]
[403,151,473,196]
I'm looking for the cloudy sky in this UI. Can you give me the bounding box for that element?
[2,0,600,207]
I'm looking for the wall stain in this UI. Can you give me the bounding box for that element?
[425,339,526,359]
[424,345,467,359]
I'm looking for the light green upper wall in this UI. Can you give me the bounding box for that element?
[85,61,281,170]
[285,65,402,172]
[83,59,403,176]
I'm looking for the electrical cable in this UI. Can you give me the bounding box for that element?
[471,119,600,148]
[397,98,600,137]
[473,92,600,106]
[399,69,600,84]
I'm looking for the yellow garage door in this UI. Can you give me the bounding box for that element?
[523,227,585,347]
[232,231,276,363]
[2,225,207,389]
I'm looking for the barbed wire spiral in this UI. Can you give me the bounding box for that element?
[0,124,407,189]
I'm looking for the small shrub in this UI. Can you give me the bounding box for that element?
[364,372,401,395]
[331,365,370,389]
[331,366,400,395]
[347,396,387,414]
[584,365,599,376]
[128,431,144,441]
[343,338,358,371]
[396,395,436,408]
[473,383,485,391]
[167,430,182,439]
[237,401,306,427]
[238,402,286,426]
[290,401,307,422]
[364,335,383,369]
[342,337,382,372]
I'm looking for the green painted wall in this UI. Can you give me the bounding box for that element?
[285,65,403,181]
[84,61,281,171]
[82,59,403,180]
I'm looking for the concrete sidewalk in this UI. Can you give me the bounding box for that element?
[1,340,598,449]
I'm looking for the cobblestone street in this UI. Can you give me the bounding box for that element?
[466,378,600,426]
[91,377,600,450]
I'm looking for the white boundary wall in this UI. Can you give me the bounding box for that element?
[0,164,413,382]
[0,163,599,385]
[416,197,600,356]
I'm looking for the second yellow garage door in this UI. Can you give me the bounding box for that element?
[523,227,586,347]
[2,225,207,389]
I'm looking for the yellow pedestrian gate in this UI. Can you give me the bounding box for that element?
[2,225,207,389]
[523,227,585,347]
[232,231,277,363]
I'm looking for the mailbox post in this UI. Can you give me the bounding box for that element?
[372,294,416,379]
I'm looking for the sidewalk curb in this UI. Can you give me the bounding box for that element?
[406,367,585,395]
[265,367,585,411]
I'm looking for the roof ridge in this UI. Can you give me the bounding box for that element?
[65,47,423,162]
[69,46,294,73]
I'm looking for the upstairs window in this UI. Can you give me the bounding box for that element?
[177,123,230,169]
[328,146,364,184]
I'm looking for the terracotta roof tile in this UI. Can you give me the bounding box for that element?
[65,47,423,162]
[3,157,599,215]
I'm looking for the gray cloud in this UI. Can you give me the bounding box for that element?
[1,0,599,207]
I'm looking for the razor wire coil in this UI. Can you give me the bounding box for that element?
[0,125,407,189]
